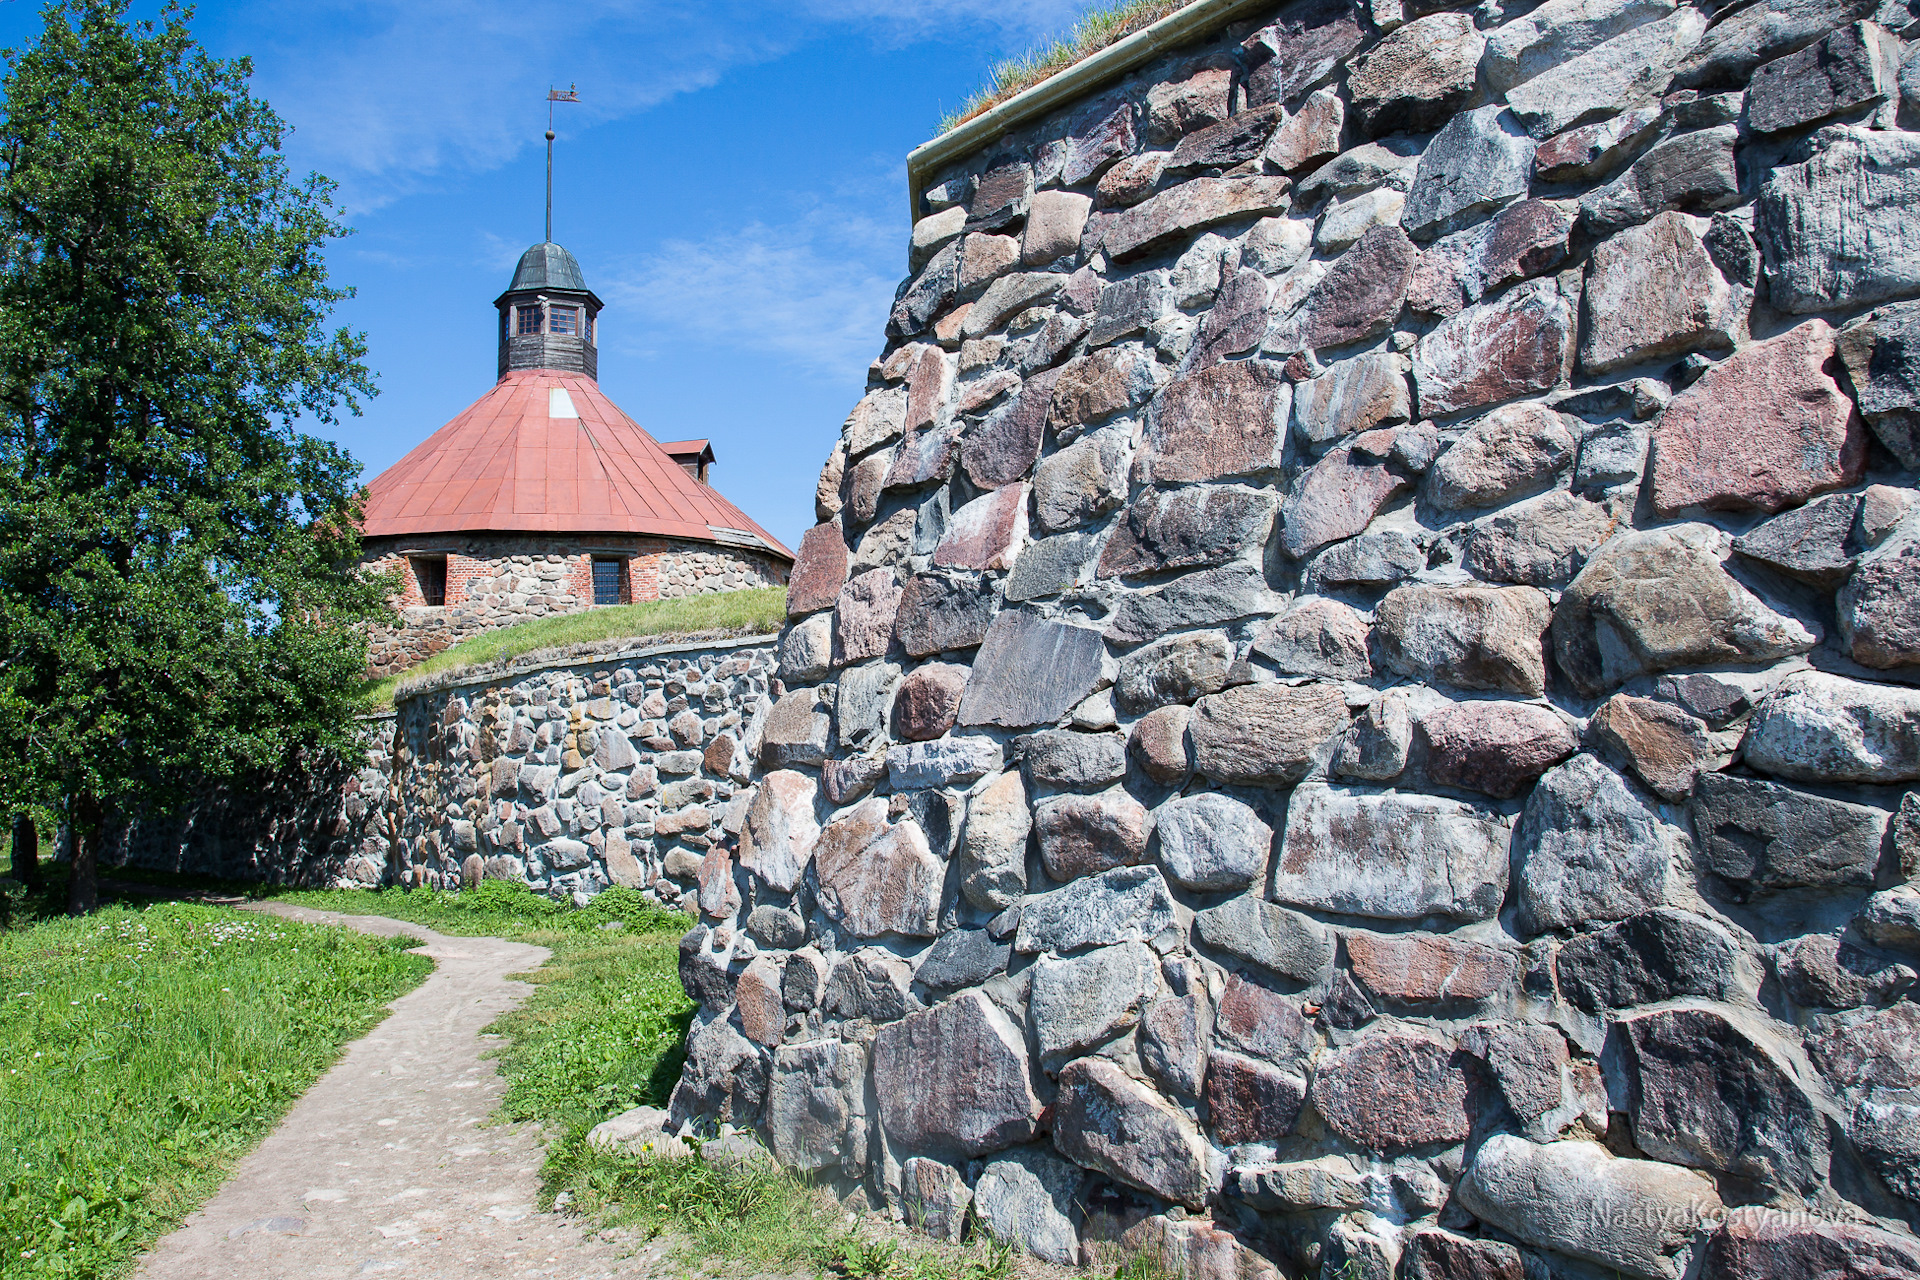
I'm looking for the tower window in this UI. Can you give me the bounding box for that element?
[514,305,543,336]
[592,557,624,606]
[549,306,578,336]
[411,556,447,607]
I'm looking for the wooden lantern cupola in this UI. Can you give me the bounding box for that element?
[495,241,603,380]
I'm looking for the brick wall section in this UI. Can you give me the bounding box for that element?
[564,554,598,606]
[361,532,788,676]
[630,553,661,600]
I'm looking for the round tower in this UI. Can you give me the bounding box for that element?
[357,239,792,678]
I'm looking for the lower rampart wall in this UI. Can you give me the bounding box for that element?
[103,637,778,906]
[104,716,398,887]
[386,636,777,904]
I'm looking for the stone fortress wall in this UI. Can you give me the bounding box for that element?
[103,637,780,902]
[658,1,1920,1277]
[361,534,788,677]
[106,715,400,888]
[382,636,777,905]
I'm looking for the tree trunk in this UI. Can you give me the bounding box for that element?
[10,813,38,885]
[66,796,99,915]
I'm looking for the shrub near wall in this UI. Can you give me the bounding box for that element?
[670,3,1920,1277]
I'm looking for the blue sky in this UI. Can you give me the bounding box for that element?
[0,0,1096,550]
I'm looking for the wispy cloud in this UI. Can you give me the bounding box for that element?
[475,229,532,274]
[225,0,1080,214]
[600,187,900,385]
[793,0,1090,44]
[231,1,765,211]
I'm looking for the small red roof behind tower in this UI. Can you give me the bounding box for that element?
[359,369,793,559]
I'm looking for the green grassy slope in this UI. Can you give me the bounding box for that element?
[362,586,785,707]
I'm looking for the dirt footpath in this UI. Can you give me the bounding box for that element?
[132,902,687,1280]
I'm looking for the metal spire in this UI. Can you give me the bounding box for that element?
[545,84,579,244]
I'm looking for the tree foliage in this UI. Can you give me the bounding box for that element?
[0,0,387,912]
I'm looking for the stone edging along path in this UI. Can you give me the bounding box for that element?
[131,902,671,1280]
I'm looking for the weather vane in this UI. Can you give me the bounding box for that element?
[546,84,580,243]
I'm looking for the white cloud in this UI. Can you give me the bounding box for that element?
[235,0,769,211]
[475,229,532,273]
[600,200,900,384]
[225,0,1077,213]
[793,0,1089,44]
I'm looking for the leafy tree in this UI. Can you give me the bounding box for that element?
[0,0,386,913]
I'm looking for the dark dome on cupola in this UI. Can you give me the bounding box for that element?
[507,241,587,292]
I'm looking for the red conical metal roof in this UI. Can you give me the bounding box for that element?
[359,369,793,558]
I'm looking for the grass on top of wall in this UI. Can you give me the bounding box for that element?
[264,879,686,940]
[362,586,786,708]
[0,881,431,1280]
[938,0,1187,134]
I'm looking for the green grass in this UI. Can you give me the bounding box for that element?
[263,878,679,938]
[0,892,431,1280]
[362,586,787,707]
[939,0,1187,133]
